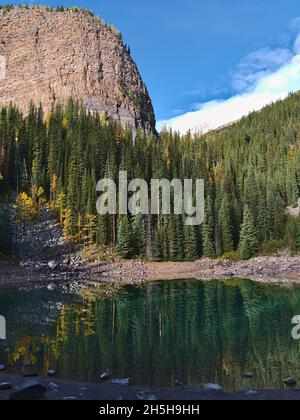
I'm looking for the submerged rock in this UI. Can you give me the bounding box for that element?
[0,364,5,371]
[246,389,258,396]
[48,382,60,392]
[136,391,158,401]
[244,372,254,378]
[203,383,223,392]
[111,378,131,386]
[9,380,47,400]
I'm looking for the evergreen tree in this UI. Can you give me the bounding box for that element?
[153,225,164,261]
[202,195,215,258]
[184,225,198,261]
[238,206,259,260]
[0,205,12,255]
[132,214,146,257]
[218,194,234,255]
[116,216,134,259]
[1,91,300,260]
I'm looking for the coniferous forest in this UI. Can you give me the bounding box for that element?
[1,93,300,261]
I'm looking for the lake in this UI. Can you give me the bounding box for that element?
[0,279,300,391]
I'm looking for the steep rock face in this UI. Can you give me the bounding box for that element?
[0,8,156,133]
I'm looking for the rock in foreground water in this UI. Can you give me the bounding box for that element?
[136,391,158,401]
[9,380,47,400]
[203,384,223,392]
[111,378,131,386]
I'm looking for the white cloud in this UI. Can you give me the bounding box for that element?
[294,35,300,54]
[158,36,300,134]
[232,47,292,92]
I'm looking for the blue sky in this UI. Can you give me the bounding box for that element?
[4,0,300,131]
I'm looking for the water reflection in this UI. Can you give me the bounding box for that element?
[0,279,300,391]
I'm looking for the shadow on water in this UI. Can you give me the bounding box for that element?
[1,279,300,391]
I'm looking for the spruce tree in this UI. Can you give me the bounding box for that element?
[116,216,134,259]
[153,225,164,261]
[238,205,259,260]
[184,225,198,261]
[202,195,215,258]
[0,205,12,255]
[132,214,146,257]
[218,194,234,255]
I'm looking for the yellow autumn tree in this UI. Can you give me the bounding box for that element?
[76,214,84,243]
[62,116,69,129]
[56,191,66,227]
[14,192,38,227]
[83,214,97,255]
[31,185,46,210]
[63,208,72,242]
[45,112,52,134]
[50,174,58,203]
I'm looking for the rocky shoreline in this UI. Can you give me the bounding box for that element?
[2,207,300,289]
[1,373,300,400]
[1,254,300,289]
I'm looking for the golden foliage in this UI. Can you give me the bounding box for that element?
[14,192,38,225]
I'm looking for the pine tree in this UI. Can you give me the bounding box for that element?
[257,192,268,243]
[174,215,184,260]
[202,195,215,258]
[116,216,134,259]
[238,205,259,260]
[132,214,146,257]
[96,214,109,246]
[167,215,178,260]
[153,225,164,261]
[286,165,299,206]
[0,205,12,255]
[274,194,286,240]
[184,225,198,261]
[2,92,300,260]
[218,194,234,255]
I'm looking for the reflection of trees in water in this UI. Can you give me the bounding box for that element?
[2,280,300,390]
[239,280,300,387]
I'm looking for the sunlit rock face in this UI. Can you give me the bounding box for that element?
[0,8,156,133]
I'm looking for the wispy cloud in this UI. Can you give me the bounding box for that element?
[158,27,300,134]
[231,47,292,92]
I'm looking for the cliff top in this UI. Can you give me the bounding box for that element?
[0,4,123,40]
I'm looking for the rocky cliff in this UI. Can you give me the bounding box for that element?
[0,7,156,133]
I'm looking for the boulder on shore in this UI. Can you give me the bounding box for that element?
[48,261,58,270]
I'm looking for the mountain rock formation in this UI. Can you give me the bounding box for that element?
[0,7,156,133]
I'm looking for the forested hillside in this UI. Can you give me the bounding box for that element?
[1,93,300,261]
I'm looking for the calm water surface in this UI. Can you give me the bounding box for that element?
[0,279,300,391]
